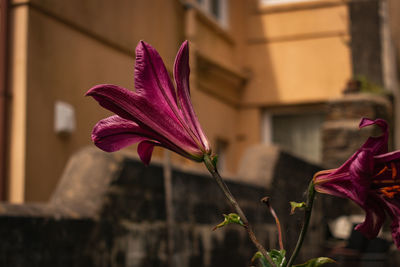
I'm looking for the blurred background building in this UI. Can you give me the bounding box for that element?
[0,0,400,203]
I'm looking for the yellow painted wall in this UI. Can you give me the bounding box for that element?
[8,0,358,200]
[12,0,185,201]
[244,2,352,105]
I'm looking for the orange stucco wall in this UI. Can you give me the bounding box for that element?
[244,1,352,105]
[8,0,356,201]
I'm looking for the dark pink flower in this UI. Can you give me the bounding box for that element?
[313,118,400,248]
[86,41,211,165]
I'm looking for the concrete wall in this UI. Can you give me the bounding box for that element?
[322,93,392,169]
[0,147,325,267]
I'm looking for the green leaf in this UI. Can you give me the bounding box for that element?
[290,201,306,214]
[293,257,336,267]
[252,252,270,267]
[213,213,244,230]
[252,250,286,267]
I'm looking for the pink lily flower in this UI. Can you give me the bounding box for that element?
[86,41,211,165]
[313,118,400,249]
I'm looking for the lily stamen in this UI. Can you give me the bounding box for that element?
[379,185,400,199]
[372,179,400,184]
[392,162,398,179]
[375,165,388,176]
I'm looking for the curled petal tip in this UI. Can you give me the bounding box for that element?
[359,117,388,131]
[138,141,157,165]
[359,118,375,128]
[181,40,189,49]
[86,84,112,96]
[137,40,152,52]
[85,87,96,96]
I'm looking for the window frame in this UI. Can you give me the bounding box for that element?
[195,0,229,29]
[260,0,318,5]
[261,104,326,164]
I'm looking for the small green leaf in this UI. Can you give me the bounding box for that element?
[293,257,336,267]
[213,213,244,230]
[252,252,270,267]
[252,250,286,267]
[290,201,306,214]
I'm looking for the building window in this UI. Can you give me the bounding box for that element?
[262,111,325,163]
[196,0,229,28]
[260,0,317,5]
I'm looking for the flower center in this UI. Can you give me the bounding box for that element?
[378,185,400,199]
[373,162,400,199]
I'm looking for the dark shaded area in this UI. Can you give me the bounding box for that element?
[270,151,321,262]
[349,0,383,86]
[0,142,396,266]
[0,152,286,267]
[0,216,95,267]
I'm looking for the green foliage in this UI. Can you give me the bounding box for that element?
[252,250,286,267]
[356,75,385,95]
[290,201,306,214]
[293,257,335,267]
[213,213,244,230]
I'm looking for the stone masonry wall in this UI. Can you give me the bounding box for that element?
[322,93,392,169]
[0,147,323,267]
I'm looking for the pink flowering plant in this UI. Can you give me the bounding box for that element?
[87,40,399,266]
[314,118,400,248]
[86,41,210,164]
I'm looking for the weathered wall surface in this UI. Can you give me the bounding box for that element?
[2,143,399,266]
[322,94,392,169]
[0,147,325,267]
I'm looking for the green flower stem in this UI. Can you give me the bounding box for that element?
[286,180,316,267]
[203,155,277,267]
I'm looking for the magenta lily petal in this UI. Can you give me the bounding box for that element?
[92,115,148,152]
[314,118,400,249]
[137,140,158,165]
[354,195,386,239]
[87,84,197,151]
[134,41,178,112]
[313,149,373,206]
[87,40,211,165]
[174,41,210,153]
[359,118,388,154]
[385,199,400,247]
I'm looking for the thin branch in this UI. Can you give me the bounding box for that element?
[203,155,277,267]
[286,180,316,267]
[261,197,284,251]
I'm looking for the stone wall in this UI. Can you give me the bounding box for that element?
[0,147,324,267]
[322,93,392,168]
